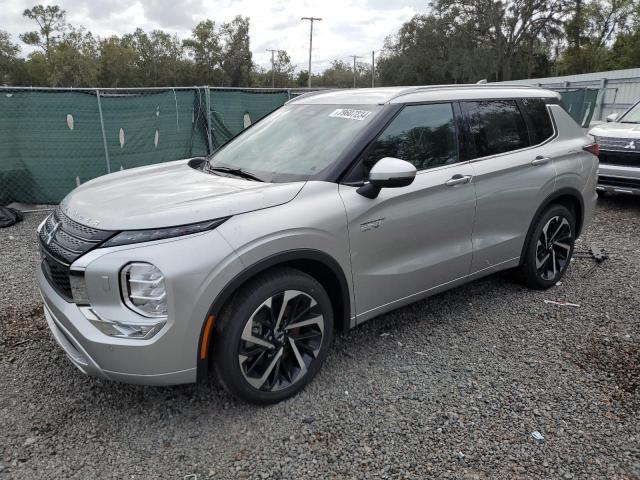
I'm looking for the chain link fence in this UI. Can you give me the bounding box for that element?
[0,86,296,206]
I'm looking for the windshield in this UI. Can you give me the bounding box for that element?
[207,104,382,182]
[620,102,640,123]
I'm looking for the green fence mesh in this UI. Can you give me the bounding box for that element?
[0,87,291,205]
[559,89,600,128]
[209,89,290,148]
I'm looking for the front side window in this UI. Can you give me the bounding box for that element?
[463,100,529,158]
[620,102,640,124]
[207,104,382,182]
[520,98,555,144]
[363,103,458,173]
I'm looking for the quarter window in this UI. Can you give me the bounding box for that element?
[462,100,529,158]
[521,98,554,144]
[363,103,458,172]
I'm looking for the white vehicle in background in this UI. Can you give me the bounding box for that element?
[590,100,640,196]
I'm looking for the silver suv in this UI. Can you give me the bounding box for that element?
[37,86,598,404]
[589,100,640,196]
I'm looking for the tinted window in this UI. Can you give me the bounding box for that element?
[521,98,554,144]
[463,100,529,158]
[363,103,458,172]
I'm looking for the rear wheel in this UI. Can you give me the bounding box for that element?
[519,204,575,289]
[211,268,333,404]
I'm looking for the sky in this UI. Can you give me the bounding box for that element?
[1,0,425,72]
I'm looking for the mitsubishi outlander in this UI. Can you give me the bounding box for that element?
[37,85,599,404]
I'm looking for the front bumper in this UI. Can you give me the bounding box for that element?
[38,265,196,385]
[597,162,640,196]
[36,229,244,386]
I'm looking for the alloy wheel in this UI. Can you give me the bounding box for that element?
[535,215,573,281]
[238,290,325,392]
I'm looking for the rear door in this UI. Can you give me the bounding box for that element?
[339,102,477,319]
[463,98,557,273]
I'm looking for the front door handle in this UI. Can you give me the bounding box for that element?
[531,155,551,166]
[445,174,473,186]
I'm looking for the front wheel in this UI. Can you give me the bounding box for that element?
[519,204,576,289]
[211,268,334,404]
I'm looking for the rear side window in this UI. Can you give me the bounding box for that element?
[363,103,458,172]
[462,100,529,158]
[520,98,554,144]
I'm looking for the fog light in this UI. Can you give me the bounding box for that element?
[69,270,89,305]
[79,307,164,340]
[120,263,168,318]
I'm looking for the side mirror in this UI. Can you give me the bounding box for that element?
[606,113,619,123]
[357,157,417,199]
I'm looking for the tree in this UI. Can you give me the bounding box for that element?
[295,70,309,87]
[606,27,640,69]
[558,0,636,74]
[98,36,139,87]
[122,28,189,86]
[220,16,252,86]
[183,20,222,84]
[434,0,568,81]
[271,51,295,86]
[312,59,372,88]
[47,26,98,87]
[20,4,67,61]
[0,30,20,84]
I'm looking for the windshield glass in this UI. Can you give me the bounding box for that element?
[620,102,640,123]
[207,104,382,182]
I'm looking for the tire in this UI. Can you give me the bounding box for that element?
[211,267,334,404]
[519,204,576,290]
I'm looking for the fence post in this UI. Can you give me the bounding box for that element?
[96,89,111,174]
[594,78,608,121]
[204,86,213,154]
[172,88,180,132]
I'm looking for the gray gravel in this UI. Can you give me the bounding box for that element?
[1,196,639,479]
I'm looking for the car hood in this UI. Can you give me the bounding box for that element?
[60,159,305,230]
[589,121,640,139]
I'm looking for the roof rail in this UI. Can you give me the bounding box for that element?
[387,83,547,101]
[286,89,338,104]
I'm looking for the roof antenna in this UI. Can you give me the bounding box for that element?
[476,79,488,84]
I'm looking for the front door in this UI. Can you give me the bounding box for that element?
[339,102,477,320]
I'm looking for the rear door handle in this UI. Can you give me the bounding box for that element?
[445,174,473,186]
[531,155,551,166]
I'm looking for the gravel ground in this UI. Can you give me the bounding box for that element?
[1,196,639,480]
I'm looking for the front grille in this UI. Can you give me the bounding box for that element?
[598,151,640,168]
[39,207,115,300]
[595,136,640,153]
[598,175,640,189]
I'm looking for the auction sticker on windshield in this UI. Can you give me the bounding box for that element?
[329,109,373,121]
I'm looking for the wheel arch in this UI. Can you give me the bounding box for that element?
[196,249,352,381]
[520,187,585,265]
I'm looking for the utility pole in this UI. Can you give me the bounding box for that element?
[350,55,361,88]
[301,16,322,88]
[371,50,375,88]
[266,48,279,88]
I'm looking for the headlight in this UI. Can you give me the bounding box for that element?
[101,218,228,248]
[120,263,168,318]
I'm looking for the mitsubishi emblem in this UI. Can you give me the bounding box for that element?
[624,140,636,150]
[46,221,61,245]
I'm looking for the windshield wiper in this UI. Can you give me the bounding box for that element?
[620,120,639,124]
[208,166,264,182]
